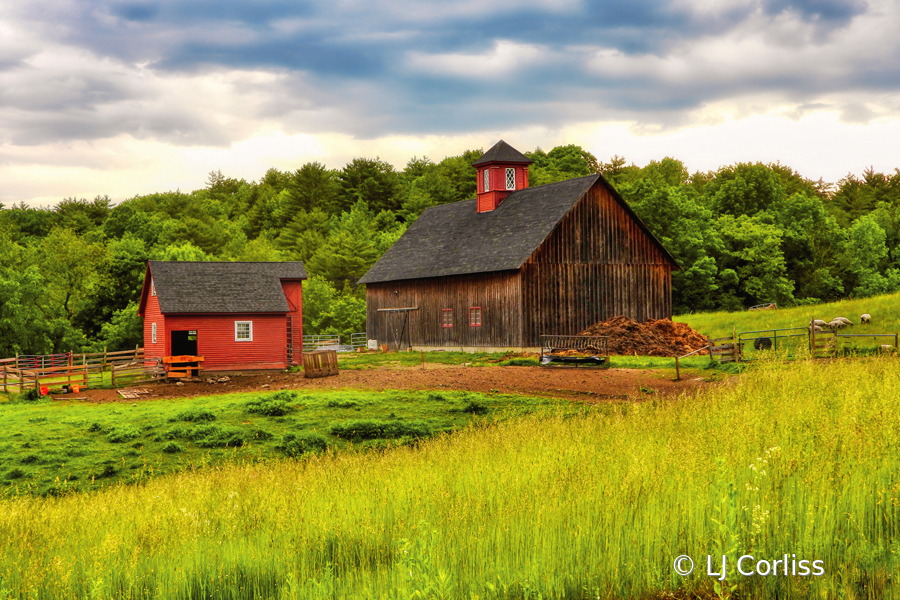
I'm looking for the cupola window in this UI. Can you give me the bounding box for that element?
[483,169,490,192]
[506,168,515,190]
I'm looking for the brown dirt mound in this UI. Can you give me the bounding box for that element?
[578,316,709,357]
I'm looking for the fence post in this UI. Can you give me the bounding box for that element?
[135,344,139,361]
[103,347,108,371]
[111,365,116,388]
[15,353,19,370]
[675,356,680,381]
[732,327,738,363]
[2,365,6,393]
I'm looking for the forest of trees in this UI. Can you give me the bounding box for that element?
[1,143,899,357]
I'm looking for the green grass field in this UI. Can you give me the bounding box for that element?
[0,389,561,497]
[1,356,899,599]
[676,290,900,339]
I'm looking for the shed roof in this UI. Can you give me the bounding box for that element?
[146,261,307,314]
[471,139,533,166]
[359,174,679,285]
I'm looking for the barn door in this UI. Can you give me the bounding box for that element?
[171,330,198,356]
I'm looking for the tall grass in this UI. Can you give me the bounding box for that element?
[1,357,899,599]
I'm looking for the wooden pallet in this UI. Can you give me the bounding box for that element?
[117,388,151,399]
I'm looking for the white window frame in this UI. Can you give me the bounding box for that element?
[151,322,157,344]
[483,169,490,192]
[235,321,253,342]
[506,167,516,190]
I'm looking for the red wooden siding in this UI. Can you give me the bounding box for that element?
[164,314,288,370]
[143,284,166,364]
[281,280,304,364]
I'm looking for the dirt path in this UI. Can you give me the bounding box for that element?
[54,364,712,403]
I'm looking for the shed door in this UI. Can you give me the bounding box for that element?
[171,330,198,356]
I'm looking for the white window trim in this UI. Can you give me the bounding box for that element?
[483,169,490,192]
[506,167,515,190]
[150,280,156,296]
[235,321,253,342]
[151,322,157,344]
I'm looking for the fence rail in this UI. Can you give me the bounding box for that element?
[302,335,341,350]
[1,348,145,394]
[350,333,367,350]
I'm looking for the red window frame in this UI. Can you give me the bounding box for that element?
[469,306,482,326]
[442,308,454,328]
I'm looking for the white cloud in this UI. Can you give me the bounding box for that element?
[406,40,549,80]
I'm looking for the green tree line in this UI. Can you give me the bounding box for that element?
[1,145,898,356]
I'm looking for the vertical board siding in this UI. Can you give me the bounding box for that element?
[366,271,522,349]
[521,182,673,346]
[143,290,165,364]
[281,280,304,363]
[164,314,287,370]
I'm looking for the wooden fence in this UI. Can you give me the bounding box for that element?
[1,347,147,394]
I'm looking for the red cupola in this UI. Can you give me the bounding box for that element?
[472,140,533,213]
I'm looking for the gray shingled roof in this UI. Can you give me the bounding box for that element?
[149,261,307,314]
[359,176,599,284]
[359,174,680,285]
[471,140,533,166]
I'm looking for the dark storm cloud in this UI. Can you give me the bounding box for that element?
[0,0,889,145]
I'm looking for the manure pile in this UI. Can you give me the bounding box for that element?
[578,316,708,357]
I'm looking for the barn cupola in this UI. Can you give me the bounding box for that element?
[472,140,533,213]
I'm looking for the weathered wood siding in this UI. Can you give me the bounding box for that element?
[521,181,673,345]
[366,271,523,349]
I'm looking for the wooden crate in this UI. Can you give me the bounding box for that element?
[303,350,338,378]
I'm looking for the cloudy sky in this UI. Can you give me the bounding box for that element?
[2,0,899,206]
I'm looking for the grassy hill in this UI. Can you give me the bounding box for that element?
[675,291,900,343]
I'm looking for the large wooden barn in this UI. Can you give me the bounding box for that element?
[359,140,680,351]
[138,261,307,370]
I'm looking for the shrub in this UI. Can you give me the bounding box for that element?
[5,468,25,480]
[162,442,183,454]
[329,419,433,442]
[278,432,329,457]
[246,392,296,417]
[461,400,489,415]
[325,399,358,408]
[185,424,244,448]
[17,388,43,402]
[107,426,141,443]
[169,408,216,423]
[20,454,41,465]
[88,422,105,433]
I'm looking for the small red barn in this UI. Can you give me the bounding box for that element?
[138,261,307,371]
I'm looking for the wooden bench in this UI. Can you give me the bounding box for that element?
[162,355,204,380]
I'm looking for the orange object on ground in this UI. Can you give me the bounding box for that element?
[40,386,48,395]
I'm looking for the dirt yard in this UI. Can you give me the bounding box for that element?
[52,364,713,403]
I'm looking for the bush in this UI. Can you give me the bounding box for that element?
[185,424,244,448]
[278,432,329,457]
[162,442,183,454]
[20,454,41,465]
[246,392,296,416]
[325,399,358,408]
[6,468,25,480]
[169,408,216,422]
[17,388,43,402]
[107,426,141,443]
[461,400,489,415]
[329,419,433,441]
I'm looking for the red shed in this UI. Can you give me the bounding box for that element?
[138,261,307,371]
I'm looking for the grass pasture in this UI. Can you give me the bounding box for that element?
[1,357,899,599]
[677,290,900,340]
[0,389,558,497]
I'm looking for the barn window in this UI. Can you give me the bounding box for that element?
[441,309,454,328]
[151,322,157,344]
[483,169,490,192]
[151,280,156,296]
[235,321,253,341]
[469,307,482,326]
[506,168,515,190]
